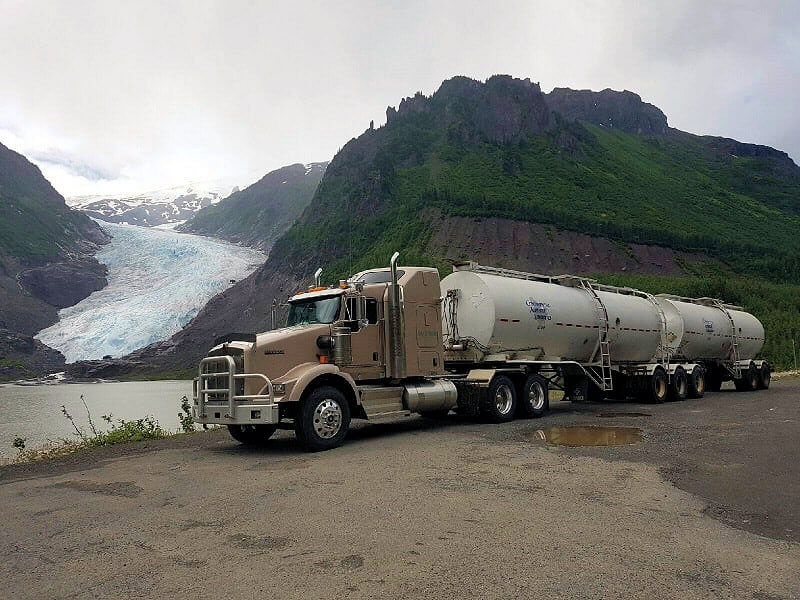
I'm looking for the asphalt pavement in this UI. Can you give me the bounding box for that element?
[1,378,798,599]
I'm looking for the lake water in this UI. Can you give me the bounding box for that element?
[0,380,193,457]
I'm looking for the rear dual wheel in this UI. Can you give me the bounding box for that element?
[481,375,518,423]
[668,366,688,401]
[518,374,549,418]
[757,363,771,390]
[642,366,668,404]
[734,363,759,392]
[687,366,705,399]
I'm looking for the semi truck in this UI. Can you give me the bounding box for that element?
[193,253,770,451]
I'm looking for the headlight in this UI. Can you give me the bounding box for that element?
[272,383,286,395]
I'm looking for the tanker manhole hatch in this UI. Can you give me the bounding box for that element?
[530,426,642,447]
[597,411,652,418]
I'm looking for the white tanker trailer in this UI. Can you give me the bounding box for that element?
[440,262,770,415]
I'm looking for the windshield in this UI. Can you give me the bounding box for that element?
[287,296,341,326]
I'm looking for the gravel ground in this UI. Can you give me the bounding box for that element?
[1,379,798,599]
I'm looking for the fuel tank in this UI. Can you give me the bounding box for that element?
[441,270,661,363]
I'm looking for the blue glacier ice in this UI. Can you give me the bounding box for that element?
[36,222,265,362]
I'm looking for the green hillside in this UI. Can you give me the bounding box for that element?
[0,142,106,262]
[179,162,327,250]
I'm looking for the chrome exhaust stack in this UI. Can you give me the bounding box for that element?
[388,251,406,379]
[313,267,323,287]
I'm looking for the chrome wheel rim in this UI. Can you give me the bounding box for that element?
[313,399,342,439]
[495,384,514,415]
[528,382,545,410]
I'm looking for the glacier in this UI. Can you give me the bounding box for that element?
[36,222,265,362]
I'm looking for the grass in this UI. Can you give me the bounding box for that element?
[8,395,197,463]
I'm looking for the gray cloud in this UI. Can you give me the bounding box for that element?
[27,149,118,181]
[0,0,797,197]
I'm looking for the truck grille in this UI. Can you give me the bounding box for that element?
[202,350,245,399]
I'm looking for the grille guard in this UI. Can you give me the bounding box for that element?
[193,355,274,421]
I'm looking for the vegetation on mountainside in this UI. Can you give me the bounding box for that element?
[180,163,327,250]
[0,143,104,262]
[280,114,800,276]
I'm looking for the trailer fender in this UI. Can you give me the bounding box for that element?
[284,362,360,405]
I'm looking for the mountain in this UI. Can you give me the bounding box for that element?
[177,162,328,250]
[83,75,800,377]
[68,178,248,228]
[0,141,109,379]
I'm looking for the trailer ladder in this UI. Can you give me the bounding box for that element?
[714,300,740,365]
[580,280,613,391]
[643,292,670,367]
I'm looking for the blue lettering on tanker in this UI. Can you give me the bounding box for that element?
[525,298,552,320]
[703,318,714,333]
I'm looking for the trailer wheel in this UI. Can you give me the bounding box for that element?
[757,363,771,390]
[519,374,549,418]
[687,366,705,398]
[668,366,688,401]
[481,375,518,423]
[643,367,668,404]
[734,363,759,392]
[295,385,351,451]
[227,424,276,445]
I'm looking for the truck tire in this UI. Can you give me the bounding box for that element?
[668,366,688,401]
[757,363,771,390]
[642,367,668,404]
[227,424,276,445]
[481,375,517,423]
[734,363,759,392]
[295,386,351,451]
[687,366,705,398]
[519,374,548,418]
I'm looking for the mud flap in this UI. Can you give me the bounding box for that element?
[563,372,589,403]
[453,380,485,418]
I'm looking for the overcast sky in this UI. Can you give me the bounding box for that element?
[1,0,798,198]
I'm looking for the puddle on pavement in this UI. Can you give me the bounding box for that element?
[530,426,643,447]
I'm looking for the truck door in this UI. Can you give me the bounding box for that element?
[347,297,384,380]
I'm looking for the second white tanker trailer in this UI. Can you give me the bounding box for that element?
[193,254,770,450]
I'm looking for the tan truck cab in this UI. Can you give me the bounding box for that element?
[193,253,455,450]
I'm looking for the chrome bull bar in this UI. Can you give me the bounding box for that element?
[193,355,276,423]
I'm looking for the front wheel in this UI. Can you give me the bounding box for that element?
[295,386,351,451]
[227,424,276,445]
[481,375,518,423]
[519,374,548,418]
